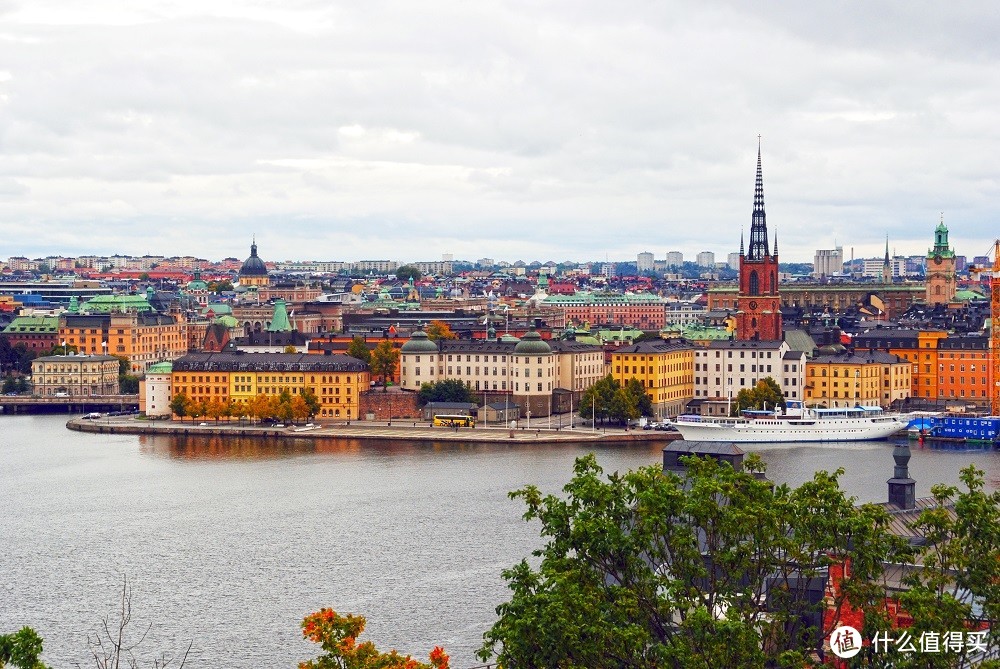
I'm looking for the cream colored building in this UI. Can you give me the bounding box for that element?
[399,329,605,417]
[139,361,173,417]
[31,354,120,397]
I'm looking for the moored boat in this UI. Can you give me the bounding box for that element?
[670,401,908,443]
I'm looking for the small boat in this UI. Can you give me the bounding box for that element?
[669,400,908,443]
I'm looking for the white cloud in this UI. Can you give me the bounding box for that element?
[1,0,999,263]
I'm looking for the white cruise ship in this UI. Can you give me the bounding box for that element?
[670,401,908,443]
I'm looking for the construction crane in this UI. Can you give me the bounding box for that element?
[992,240,1000,415]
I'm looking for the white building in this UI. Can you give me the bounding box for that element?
[696,251,715,268]
[727,252,741,271]
[813,248,844,278]
[140,361,173,417]
[637,252,655,273]
[692,340,806,404]
[665,251,683,268]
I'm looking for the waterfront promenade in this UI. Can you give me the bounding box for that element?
[67,414,679,444]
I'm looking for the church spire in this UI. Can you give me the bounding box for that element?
[740,229,745,256]
[747,139,770,260]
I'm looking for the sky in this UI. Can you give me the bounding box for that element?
[1,1,999,266]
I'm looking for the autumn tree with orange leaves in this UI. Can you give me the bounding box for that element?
[299,609,449,669]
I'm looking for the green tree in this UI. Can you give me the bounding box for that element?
[369,340,399,392]
[207,280,233,293]
[169,392,190,420]
[0,626,49,669]
[608,385,639,424]
[283,345,298,354]
[624,377,654,417]
[877,465,1000,668]
[425,320,457,342]
[578,374,618,425]
[396,265,422,282]
[345,337,371,366]
[301,387,321,419]
[480,454,908,669]
[417,379,477,406]
[732,377,786,415]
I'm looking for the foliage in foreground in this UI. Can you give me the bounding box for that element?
[0,627,48,669]
[480,453,910,668]
[299,609,448,669]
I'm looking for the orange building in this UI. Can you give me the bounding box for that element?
[171,352,369,420]
[853,329,947,403]
[936,335,991,408]
[59,312,188,374]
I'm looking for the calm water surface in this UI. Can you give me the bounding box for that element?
[2,415,998,668]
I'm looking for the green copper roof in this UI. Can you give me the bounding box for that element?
[267,299,292,332]
[81,294,153,313]
[3,315,59,334]
[401,329,439,353]
[215,315,240,328]
[542,291,664,306]
[146,361,173,374]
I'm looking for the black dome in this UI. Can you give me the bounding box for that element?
[239,242,268,277]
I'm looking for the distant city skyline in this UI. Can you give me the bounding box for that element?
[2,3,998,264]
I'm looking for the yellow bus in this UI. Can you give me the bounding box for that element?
[433,414,476,427]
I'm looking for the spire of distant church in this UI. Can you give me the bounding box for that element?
[884,235,890,265]
[740,229,745,256]
[747,139,770,260]
[773,228,778,256]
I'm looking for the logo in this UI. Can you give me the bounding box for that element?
[830,625,862,659]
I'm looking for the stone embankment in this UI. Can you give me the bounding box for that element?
[67,415,682,445]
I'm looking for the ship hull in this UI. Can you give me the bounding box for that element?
[670,416,907,443]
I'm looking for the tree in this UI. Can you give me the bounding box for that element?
[0,627,49,669]
[417,379,477,406]
[579,374,618,425]
[207,280,233,294]
[425,320,457,342]
[480,454,909,669]
[369,341,399,392]
[732,377,786,415]
[345,337,371,366]
[86,574,191,669]
[291,395,310,423]
[624,377,654,417]
[169,393,190,421]
[879,465,1000,668]
[301,387,321,419]
[300,608,448,669]
[608,385,639,424]
[205,397,228,424]
[395,265,422,282]
[283,345,298,354]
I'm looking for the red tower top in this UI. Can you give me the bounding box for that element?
[736,143,782,342]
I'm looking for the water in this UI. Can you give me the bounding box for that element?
[1,415,998,668]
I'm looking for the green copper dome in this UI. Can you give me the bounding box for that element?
[513,328,551,355]
[401,329,439,353]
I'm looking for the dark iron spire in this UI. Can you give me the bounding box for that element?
[747,140,769,260]
[740,229,745,256]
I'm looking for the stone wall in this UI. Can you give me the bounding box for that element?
[360,389,421,420]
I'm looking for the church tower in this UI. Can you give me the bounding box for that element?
[881,236,892,285]
[925,216,956,306]
[736,143,783,341]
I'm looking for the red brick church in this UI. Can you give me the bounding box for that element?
[735,143,783,342]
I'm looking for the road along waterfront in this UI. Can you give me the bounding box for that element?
[2,414,999,668]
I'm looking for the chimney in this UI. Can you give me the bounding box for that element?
[887,443,916,509]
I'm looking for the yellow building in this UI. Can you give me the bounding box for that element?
[170,352,369,420]
[611,340,695,417]
[805,351,912,408]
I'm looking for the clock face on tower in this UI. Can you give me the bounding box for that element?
[934,254,943,265]
[748,300,759,310]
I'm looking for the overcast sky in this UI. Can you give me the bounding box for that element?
[1,1,998,266]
